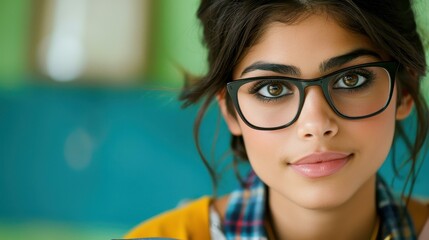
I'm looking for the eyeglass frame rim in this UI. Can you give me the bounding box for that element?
[226,61,399,131]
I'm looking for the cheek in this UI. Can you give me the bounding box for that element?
[239,123,293,176]
[241,129,282,161]
[347,99,397,168]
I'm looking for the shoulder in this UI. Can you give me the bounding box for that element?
[406,197,429,236]
[124,196,212,239]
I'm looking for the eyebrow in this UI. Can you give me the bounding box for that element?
[240,49,382,77]
[320,49,381,72]
[241,61,301,76]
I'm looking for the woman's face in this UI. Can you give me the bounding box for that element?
[220,13,412,209]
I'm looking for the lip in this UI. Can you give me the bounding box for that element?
[289,152,352,178]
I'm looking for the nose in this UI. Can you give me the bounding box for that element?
[296,87,339,140]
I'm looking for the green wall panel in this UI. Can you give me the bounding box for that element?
[148,0,207,87]
[0,0,31,87]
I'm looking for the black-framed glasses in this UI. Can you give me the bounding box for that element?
[226,61,399,130]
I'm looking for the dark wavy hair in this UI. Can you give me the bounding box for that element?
[180,0,428,198]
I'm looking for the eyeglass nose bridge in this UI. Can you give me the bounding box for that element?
[300,78,325,88]
[294,76,341,121]
[297,77,331,103]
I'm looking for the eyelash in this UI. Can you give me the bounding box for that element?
[248,79,290,102]
[333,69,376,93]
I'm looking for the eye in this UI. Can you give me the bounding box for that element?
[258,82,292,98]
[333,72,369,89]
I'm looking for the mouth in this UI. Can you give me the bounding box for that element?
[288,152,353,178]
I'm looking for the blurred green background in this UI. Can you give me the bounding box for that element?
[0,1,428,240]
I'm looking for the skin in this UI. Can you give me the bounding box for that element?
[218,13,413,239]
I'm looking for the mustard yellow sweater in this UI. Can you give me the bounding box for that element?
[124,196,211,239]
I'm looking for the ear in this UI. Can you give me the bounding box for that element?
[396,91,414,120]
[217,93,243,136]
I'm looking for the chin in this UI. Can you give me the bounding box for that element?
[298,195,349,210]
[285,185,354,211]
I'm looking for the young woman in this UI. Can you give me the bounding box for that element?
[125,0,429,239]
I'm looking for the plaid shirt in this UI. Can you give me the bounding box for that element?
[223,172,416,240]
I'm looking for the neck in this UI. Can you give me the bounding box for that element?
[268,175,378,240]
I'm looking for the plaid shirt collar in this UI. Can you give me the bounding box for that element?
[223,172,416,240]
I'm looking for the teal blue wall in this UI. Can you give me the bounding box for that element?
[0,85,239,226]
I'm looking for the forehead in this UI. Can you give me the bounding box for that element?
[234,13,385,78]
